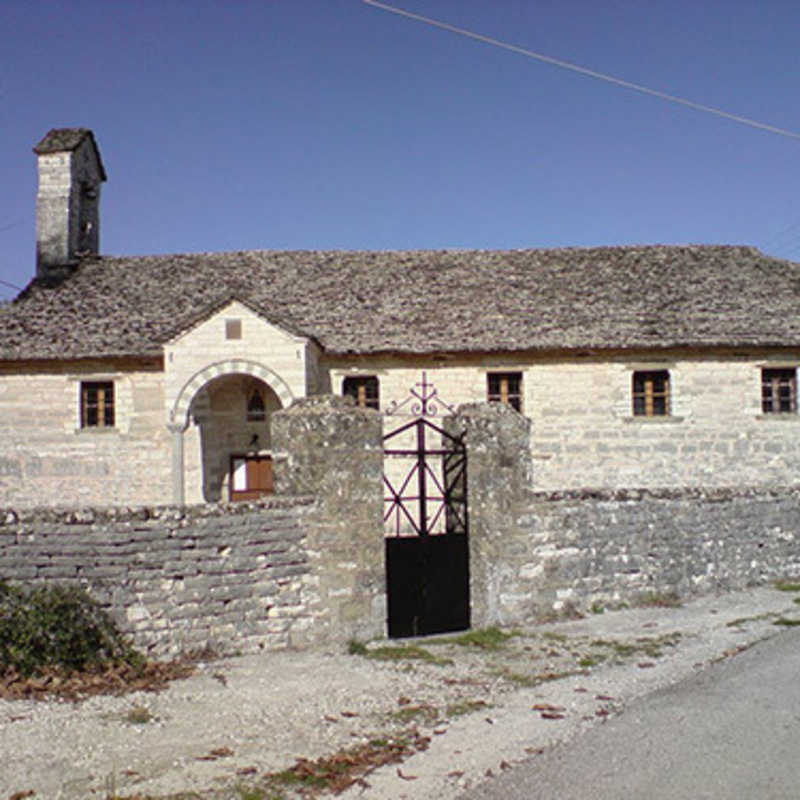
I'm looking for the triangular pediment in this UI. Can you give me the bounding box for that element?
[164,294,310,347]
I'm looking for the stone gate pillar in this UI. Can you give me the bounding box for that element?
[445,402,533,627]
[271,395,385,644]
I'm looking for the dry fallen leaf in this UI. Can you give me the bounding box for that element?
[397,768,417,781]
[532,703,565,712]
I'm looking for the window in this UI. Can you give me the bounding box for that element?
[762,368,797,414]
[81,381,114,428]
[343,376,379,409]
[246,388,266,421]
[632,370,670,416]
[487,372,522,412]
[225,319,242,340]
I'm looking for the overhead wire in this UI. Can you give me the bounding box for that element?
[0,277,23,292]
[762,219,800,252]
[363,0,800,141]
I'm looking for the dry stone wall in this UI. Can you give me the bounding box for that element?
[0,394,387,657]
[0,499,320,657]
[3,393,800,657]
[449,403,800,626]
[518,488,800,617]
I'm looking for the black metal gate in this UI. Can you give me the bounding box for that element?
[383,375,469,637]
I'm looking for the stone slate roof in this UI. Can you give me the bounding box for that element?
[33,128,107,181]
[1,245,799,361]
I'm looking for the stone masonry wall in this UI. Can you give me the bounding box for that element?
[474,487,800,625]
[329,352,800,491]
[450,402,800,626]
[271,395,385,645]
[0,363,172,508]
[0,499,321,657]
[0,395,386,658]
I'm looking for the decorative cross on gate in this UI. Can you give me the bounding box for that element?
[384,371,457,418]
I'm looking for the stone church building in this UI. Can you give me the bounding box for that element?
[3,127,800,509]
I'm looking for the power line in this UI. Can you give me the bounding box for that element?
[763,218,800,252]
[0,277,23,292]
[363,0,800,141]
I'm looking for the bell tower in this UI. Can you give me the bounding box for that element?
[33,128,106,281]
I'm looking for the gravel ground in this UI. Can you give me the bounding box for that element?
[3,585,799,800]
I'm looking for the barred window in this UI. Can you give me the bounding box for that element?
[487,372,522,412]
[343,376,380,410]
[632,370,670,417]
[81,381,114,428]
[762,368,797,414]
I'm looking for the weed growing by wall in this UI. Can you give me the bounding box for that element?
[0,581,141,677]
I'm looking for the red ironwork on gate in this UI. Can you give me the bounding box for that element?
[382,373,469,637]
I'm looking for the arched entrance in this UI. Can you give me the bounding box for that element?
[168,360,294,504]
[190,374,282,502]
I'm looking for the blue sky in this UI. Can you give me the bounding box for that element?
[2,0,799,300]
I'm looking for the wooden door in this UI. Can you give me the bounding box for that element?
[229,455,273,501]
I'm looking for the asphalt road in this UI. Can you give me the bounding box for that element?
[460,628,800,800]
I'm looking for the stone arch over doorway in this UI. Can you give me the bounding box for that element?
[170,359,294,430]
[167,360,295,504]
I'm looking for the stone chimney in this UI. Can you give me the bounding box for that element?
[33,128,107,281]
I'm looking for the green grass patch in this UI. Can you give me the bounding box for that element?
[350,642,452,666]
[445,699,489,717]
[588,633,681,661]
[774,617,800,626]
[774,580,800,592]
[726,613,773,627]
[124,704,154,725]
[257,731,429,797]
[635,590,682,608]
[234,787,283,800]
[389,703,439,724]
[347,639,369,656]
[497,666,585,687]
[541,631,568,642]
[428,626,518,650]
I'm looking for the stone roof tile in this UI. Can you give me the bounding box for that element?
[1,245,798,361]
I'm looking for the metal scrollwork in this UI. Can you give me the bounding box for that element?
[385,371,456,418]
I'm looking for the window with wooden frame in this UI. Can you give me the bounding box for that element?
[762,368,797,414]
[632,370,670,417]
[342,376,380,410]
[487,372,523,412]
[81,381,115,428]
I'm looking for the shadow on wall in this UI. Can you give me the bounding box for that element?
[189,374,282,502]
